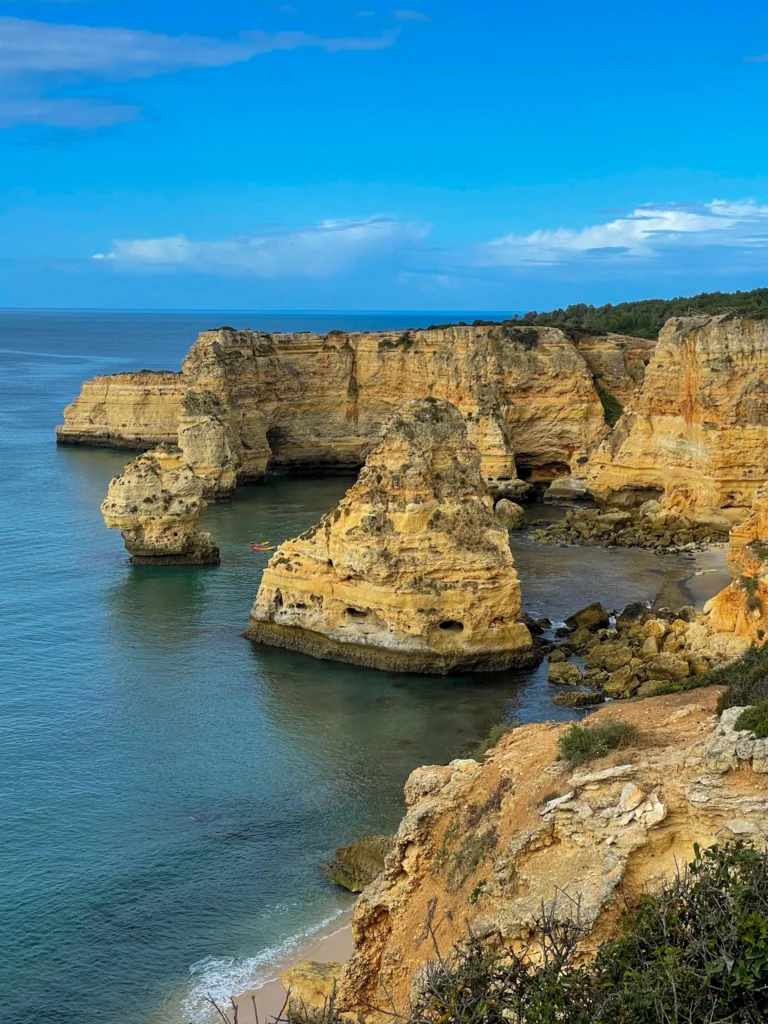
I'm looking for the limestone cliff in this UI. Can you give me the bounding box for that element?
[705,484,768,640]
[56,371,184,448]
[177,389,237,501]
[59,324,608,496]
[247,398,534,673]
[100,445,219,565]
[337,689,768,1019]
[589,315,768,510]
[575,333,655,403]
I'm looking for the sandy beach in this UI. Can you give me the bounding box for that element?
[222,923,354,1024]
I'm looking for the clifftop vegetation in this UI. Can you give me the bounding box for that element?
[504,286,768,340]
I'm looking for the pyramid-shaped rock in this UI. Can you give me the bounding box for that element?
[247,398,534,672]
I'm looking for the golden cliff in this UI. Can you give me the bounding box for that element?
[100,444,219,565]
[58,323,609,496]
[336,689,768,1019]
[246,398,534,673]
[706,483,768,640]
[589,315,768,511]
[575,333,655,403]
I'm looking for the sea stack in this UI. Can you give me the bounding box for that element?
[176,389,237,501]
[247,398,534,673]
[100,444,219,565]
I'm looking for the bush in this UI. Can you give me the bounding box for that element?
[467,723,515,762]
[737,699,768,738]
[557,720,638,766]
[594,380,624,427]
[409,841,768,1024]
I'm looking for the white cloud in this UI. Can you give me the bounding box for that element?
[477,200,768,266]
[0,17,398,77]
[93,216,430,277]
[393,9,429,20]
[0,96,140,127]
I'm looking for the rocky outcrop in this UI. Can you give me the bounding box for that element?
[325,836,394,892]
[56,371,184,448]
[177,389,237,501]
[100,445,219,565]
[59,323,609,496]
[705,484,768,640]
[337,689,768,1019]
[247,398,534,674]
[280,961,342,1022]
[589,315,768,510]
[529,503,730,552]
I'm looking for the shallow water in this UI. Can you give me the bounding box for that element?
[0,311,726,1024]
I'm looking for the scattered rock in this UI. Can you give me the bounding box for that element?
[553,690,605,707]
[548,662,584,686]
[603,666,640,699]
[647,652,690,681]
[494,499,526,529]
[565,602,610,631]
[325,835,394,892]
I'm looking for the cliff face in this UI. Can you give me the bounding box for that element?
[100,445,219,565]
[338,689,768,1019]
[58,324,608,495]
[705,484,768,639]
[177,389,237,501]
[589,316,768,510]
[56,371,185,448]
[247,398,534,674]
[575,333,655,402]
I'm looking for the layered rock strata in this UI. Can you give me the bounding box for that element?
[59,323,610,496]
[705,484,768,640]
[177,389,237,501]
[247,398,534,673]
[589,315,768,510]
[575,333,655,403]
[336,689,768,1019]
[100,445,219,565]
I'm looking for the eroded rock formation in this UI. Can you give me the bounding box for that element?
[705,484,768,640]
[247,398,534,673]
[589,315,768,510]
[100,444,219,565]
[575,333,655,403]
[177,389,237,501]
[59,323,610,496]
[336,689,768,1019]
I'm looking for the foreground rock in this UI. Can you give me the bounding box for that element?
[280,961,342,1022]
[493,498,525,528]
[528,504,729,552]
[325,835,393,892]
[589,315,768,511]
[706,484,768,640]
[59,322,609,495]
[247,398,534,673]
[336,689,768,1019]
[100,445,219,565]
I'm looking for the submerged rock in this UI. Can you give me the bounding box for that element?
[565,602,610,631]
[100,445,219,565]
[247,398,535,674]
[548,661,583,685]
[325,835,393,892]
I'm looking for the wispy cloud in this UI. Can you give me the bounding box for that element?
[93,216,430,277]
[0,17,398,77]
[0,96,140,128]
[476,200,768,267]
[393,9,429,21]
[0,17,398,129]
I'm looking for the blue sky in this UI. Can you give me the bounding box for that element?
[2,0,768,309]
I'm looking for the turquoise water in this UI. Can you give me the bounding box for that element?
[0,311,718,1024]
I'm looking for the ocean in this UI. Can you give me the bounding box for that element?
[0,310,726,1024]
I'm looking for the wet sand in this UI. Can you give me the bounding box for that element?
[227,924,354,1024]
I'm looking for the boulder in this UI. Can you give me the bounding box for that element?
[616,602,652,628]
[565,602,610,631]
[548,662,584,686]
[281,961,342,1022]
[553,690,605,707]
[603,666,641,699]
[548,648,567,663]
[647,652,690,681]
[325,835,393,892]
[494,499,526,529]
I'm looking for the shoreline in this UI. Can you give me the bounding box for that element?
[230,921,354,1024]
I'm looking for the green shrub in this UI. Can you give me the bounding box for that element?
[594,380,624,426]
[640,641,768,713]
[737,699,768,737]
[557,720,638,766]
[466,723,515,762]
[409,842,768,1024]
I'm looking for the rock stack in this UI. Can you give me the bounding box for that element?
[247,398,534,673]
[706,485,768,640]
[100,445,219,565]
